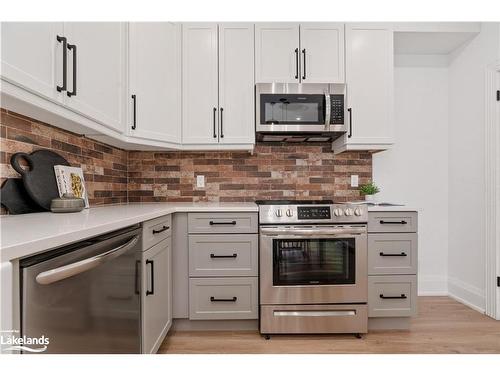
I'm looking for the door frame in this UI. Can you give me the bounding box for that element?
[485,60,500,320]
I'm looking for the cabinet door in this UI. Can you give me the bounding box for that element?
[218,23,255,145]
[255,23,299,83]
[345,24,393,144]
[63,22,126,133]
[1,22,64,101]
[300,23,345,83]
[128,23,181,143]
[182,23,219,144]
[142,238,172,354]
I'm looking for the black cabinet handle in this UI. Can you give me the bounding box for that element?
[347,108,352,138]
[302,49,306,80]
[210,253,237,259]
[380,220,408,225]
[209,220,237,226]
[294,48,299,79]
[67,43,77,97]
[380,252,407,257]
[56,35,67,92]
[220,107,224,138]
[213,107,217,138]
[152,225,169,234]
[146,259,154,296]
[131,94,137,130]
[380,294,407,299]
[210,296,237,302]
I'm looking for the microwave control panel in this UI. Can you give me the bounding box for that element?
[329,95,345,124]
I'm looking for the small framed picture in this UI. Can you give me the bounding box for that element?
[54,165,90,208]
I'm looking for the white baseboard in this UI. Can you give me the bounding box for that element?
[448,277,486,314]
[418,274,448,296]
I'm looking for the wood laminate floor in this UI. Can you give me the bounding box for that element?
[158,297,500,354]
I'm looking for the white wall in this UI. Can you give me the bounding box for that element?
[447,22,500,312]
[373,55,449,295]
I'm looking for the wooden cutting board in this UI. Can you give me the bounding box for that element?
[10,150,70,210]
[0,178,44,214]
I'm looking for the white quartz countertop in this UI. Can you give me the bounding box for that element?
[0,202,257,262]
[366,205,419,212]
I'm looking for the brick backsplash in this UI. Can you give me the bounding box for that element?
[0,108,128,213]
[128,146,372,203]
[0,108,372,213]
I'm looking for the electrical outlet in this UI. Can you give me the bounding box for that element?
[196,175,205,189]
[351,175,359,187]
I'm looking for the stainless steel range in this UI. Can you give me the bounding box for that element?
[256,200,368,338]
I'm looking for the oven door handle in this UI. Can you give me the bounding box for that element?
[260,228,366,237]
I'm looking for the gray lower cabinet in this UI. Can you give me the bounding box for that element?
[189,234,258,277]
[368,275,417,317]
[189,277,258,320]
[187,212,259,321]
[367,211,418,321]
[142,215,172,354]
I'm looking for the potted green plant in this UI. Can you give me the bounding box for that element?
[359,182,380,202]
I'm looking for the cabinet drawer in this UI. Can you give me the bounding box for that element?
[189,277,258,320]
[188,212,258,234]
[143,215,172,250]
[189,234,258,277]
[368,275,417,317]
[368,212,417,233]
[368,233,417,275]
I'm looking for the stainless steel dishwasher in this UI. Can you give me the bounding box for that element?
[20,225,142,354]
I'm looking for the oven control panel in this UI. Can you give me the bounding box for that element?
[297,206,331,220]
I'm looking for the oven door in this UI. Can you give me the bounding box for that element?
[259,226,367,305]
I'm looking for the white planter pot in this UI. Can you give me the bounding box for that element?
[365,194,375,202]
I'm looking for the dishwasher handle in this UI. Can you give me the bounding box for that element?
[35,236,139,285]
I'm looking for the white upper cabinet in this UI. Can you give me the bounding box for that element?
[62,22,127,133]
[299,23,345,83]
[128,22,181,144]
[182,23,219,145]
[218,23,255,145]
[255,23,300,83]
[255,23,344,83]
[1,22,64,101]
[332,23,394,154]
[182,23,255,148]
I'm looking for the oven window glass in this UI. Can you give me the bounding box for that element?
[260,94,325,125]
[273,238,355,285]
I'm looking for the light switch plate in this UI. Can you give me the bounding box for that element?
[351,175,359,187]
[196,175,205,188]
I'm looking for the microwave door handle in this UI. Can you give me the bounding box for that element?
[324,93,331,130]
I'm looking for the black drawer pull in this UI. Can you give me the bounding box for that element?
[210,253,237,259]
[210,296,237,302]
[380,294,407,299]
[379,252,407,257]
[67,43,77,97]
[152,225,170,234]
[380,220,407,225]
[209,220,237,226]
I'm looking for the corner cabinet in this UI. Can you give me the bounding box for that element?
[255,23,345,83]
[1,22,127,136]
[128,22,181,145]
[182,23,255,149]
[332,23,394,154]
[0,22,64,102]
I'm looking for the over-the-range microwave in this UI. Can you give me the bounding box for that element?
[255,83,347,142]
